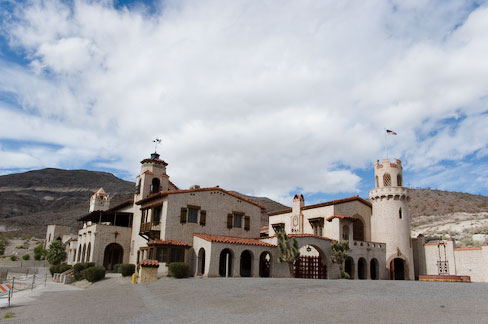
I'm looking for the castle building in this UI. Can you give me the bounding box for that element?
[48,153,488,282]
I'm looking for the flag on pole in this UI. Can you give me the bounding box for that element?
[386,129,397,135]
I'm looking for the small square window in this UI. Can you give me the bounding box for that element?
[188,208,198,223]
[233,214,243,228]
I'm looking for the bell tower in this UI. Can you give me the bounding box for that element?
[134,152,170,201]
[369,158,414,280]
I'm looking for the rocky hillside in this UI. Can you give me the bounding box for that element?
[0,168,135,237]
[408,189,488,247]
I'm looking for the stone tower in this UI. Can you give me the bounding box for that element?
[369,158,414,280]
[89,188,110,212]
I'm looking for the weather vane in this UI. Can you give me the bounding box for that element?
[153,138,162,153]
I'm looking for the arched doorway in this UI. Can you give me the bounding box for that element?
[294,245,327,279]
[370,258,379,280]
[103,243,123,270]
[197,248,206,275]
[345,257,355,279]
[77,246,82,262]
[240,250,253,277]
[259,252,272,277]
[390,258,406,280]
[81,244,87,263]
[219,249,233,277]
[358,258,367,279]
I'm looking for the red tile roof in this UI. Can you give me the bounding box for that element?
[141,158,168,166]
[289,234,333,241]
[147,239,191,247]
[136,187,266,210]
[302,196,372,210]
[139,259,160,267]
[326,214,358,222]
[194,233,276,247]
[267,196,371,216]
[265,233,333,241]
[454,247,482,251]
[107,199,134,212]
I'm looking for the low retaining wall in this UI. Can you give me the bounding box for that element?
[419,275,471,283]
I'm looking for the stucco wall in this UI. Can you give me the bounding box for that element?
[162,190,262,244]
[454,246,488,282]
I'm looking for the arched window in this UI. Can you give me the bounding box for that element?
[150,178,160,194]
[383,173,392,186]
[397,174,402,186]
[399,208,402,219]
[342,225,350,241]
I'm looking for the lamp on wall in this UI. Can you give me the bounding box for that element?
[306,246,312,252]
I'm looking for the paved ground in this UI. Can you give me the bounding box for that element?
[0,277,487,324]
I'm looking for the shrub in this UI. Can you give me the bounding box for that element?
[84,266,105,283]
[168,262,189,278]
[73,263,96,281]
[33,244,46,260]
[22,254,30,260]
[49,265,59,276]
[119,264,135,277]
[10,255,17,261]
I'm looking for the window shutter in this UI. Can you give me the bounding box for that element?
[244,216,250,231]
[180,208,187,224]
[200,210,206,226]
[227,214,233,229]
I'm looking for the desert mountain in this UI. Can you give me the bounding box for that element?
[0,168,135,237]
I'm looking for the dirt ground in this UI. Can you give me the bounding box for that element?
[1,277,487,324]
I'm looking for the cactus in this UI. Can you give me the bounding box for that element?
[277,230,300,278]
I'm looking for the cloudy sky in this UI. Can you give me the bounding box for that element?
[1,0,487,204]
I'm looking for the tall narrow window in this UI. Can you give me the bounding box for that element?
[244,216,250,231]
[399,208,402,219]
[397,175,402,186]
[153,207,161,225]
[200,210,206,226]
[180,208,187,224]
[375,176,379,188]
[227,214,233,229]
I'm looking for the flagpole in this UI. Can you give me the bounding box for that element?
[384,128,389,159]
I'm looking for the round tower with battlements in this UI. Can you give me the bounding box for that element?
[369,158,414,280]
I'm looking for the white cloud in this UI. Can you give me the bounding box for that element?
[0,0,488,201]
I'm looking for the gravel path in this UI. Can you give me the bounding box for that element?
[0,278,487,324]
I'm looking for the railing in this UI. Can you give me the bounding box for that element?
[140,222,153,233]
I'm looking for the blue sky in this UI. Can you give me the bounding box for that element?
[1,0,488,205]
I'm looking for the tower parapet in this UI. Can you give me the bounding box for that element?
[370,158,414,280]
[89,188,109,212]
